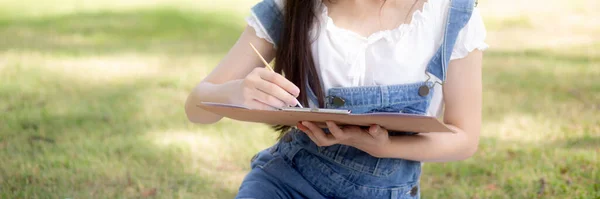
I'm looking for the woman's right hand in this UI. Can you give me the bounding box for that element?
[230,67,301,110]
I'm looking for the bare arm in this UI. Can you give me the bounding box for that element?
[299,50,483,162]
[185,26,299,124]
[381,50,482,161]
[378,50,483,161]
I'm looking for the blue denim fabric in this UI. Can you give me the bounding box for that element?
[237,0,475,198]
[250,0,284,48]
[425,0,476,82]
[237,85,430,199]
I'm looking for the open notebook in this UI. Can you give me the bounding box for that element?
[197,102,453,133]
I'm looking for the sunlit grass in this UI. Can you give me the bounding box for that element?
[0,0,255,18]
[0,50,276,198]
[0,0,598,198]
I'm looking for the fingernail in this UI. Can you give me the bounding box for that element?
[370,125,379,133]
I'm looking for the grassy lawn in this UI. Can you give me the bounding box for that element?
[0,0,598,198]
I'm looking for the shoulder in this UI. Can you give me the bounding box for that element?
[249,0,325,46]
[247,0,287,46]
[251,0,285,14]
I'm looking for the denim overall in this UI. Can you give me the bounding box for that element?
[236,0,475,198]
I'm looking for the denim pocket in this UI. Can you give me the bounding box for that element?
[250,147,279,169]
[294,149,420,198]
[400,105,428,115]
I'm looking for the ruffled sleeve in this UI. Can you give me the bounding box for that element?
[246,15,275,44]
[246,0,285,45]
[450,8,489,60]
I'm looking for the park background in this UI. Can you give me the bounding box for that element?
[0,0,598,198]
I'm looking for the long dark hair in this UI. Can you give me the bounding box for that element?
[271,0,391,137]
[272,0,324,137]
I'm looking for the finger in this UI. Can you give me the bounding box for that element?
[297,123,321,146]
[252,89,287,108]
[297,122,310,133]
[296,122,306,130]
[368,125,388,140]
[255,78,299,107]
[325,121,350,141]
[368,125,381,137]
[302,121,337,146]
[258,69,300,97]
[341,126,366,139]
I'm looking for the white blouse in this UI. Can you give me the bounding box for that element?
[247,0,488,116]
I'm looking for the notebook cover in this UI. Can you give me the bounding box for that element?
[198,102,453,133]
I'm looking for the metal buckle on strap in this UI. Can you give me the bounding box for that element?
[420,72,442,97]
[326,96,346,107]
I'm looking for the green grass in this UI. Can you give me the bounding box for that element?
[0,0,598,198]
[0,8,243,55]
[422,44,600,198]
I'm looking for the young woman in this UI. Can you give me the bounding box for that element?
[185,0,486,198]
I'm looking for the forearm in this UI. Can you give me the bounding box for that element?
[184,80,242,124]
[184,26,287,124]
[380,125,479,162]
[382,51,484,162]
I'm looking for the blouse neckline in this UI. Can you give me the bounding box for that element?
[320,0,433,43]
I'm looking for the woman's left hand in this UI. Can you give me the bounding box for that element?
[297,121,391,158]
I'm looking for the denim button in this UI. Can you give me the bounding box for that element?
[410,186,418,196]
[418,85,429,96]
[282,133,293,143]
[331,96,345,107]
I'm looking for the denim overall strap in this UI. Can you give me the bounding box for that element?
[252,0,476,82]
[251,0,284,47]
[425,0,476,82]
[252,0,476,106]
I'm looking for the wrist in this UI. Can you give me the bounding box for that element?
[224,79,244,105]
[195,80,242,105]
[373,139,393,158]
